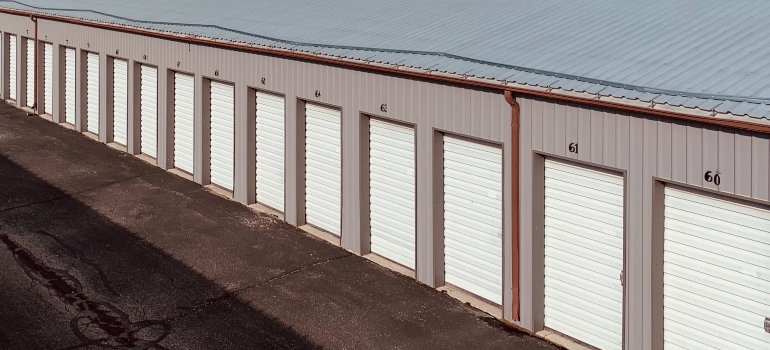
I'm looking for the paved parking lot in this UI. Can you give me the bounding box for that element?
[0,102,560,350]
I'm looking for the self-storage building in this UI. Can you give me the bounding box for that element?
[1,1,769,349]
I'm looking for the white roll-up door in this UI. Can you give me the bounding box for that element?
[209,81,234,191]
[304,103,341,235]
[25,38,34,108]
[543,159,624,350]
[8,35,16,100]
[369,119,415,269]
[86,52,99,134]
[140,65,158,157]
[255,91,285,211]
[173,72,194,174]
[64,48,75,125]
[112,59,128,145]
[443,136,503,304]
[43,43,52,115]
[664,188,770,349]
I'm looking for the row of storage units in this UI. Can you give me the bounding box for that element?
[1,38,506,308]
[2,28,767,350]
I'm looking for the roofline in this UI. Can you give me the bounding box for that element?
[3,8,769,134]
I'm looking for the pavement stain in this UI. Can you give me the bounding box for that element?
[0,233,171,350]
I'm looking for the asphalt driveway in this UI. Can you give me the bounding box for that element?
[0,102,559,350]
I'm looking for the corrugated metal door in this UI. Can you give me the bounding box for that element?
[8,35,16,100]
[443,136,503,304]
[140,65,157,157]
[304,103,341,235]
[112,59,128,145]
[25,38,33,107]
[369,119,415,269]
[209,81,234,191]
[64,48,75,125]
[85,52,99,134]
[43,43,52,115]
[255,91,285,211]
[543,159,624,350]
[663,187,770,349]
[173,72,194,174]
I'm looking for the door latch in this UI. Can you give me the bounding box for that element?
[764,317,770,334]
[620,271,625,288]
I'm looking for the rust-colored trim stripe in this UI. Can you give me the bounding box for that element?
[2,8,769,134]
[504,91,520,321]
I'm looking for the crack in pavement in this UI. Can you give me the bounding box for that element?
[36,230,120,296]
[1,233,171,350]
[0,170,165,216]
[165,253,353,323]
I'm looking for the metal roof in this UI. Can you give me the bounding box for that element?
[3,0,770,120]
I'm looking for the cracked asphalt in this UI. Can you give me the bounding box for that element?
[0,102,560,350]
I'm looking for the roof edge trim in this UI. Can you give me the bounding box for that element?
[2,7,769,134]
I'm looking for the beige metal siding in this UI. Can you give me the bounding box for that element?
[0,12,513,321]
[518,96,770,349]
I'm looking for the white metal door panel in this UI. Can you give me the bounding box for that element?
[304,103,341,235]
[86,53,99,134]
[255,91,285,211]
[43,43,52,114]
[664,188,770,349]
[25,38,33,107]
[369,119,415,269]
[543,160,624,350]
[140,65,157,157]
[64,48,75,125]
[209,81,234,191]
[443,136,503,304]
[173,73,194,174]
[8,35,16,100]
[112,59,128,145]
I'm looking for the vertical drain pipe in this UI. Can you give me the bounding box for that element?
[504,91,520,321]
[29,15,38,114]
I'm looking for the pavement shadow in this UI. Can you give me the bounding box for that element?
[0,153,321,350]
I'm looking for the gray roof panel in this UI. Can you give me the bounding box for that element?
[3,0,769,119]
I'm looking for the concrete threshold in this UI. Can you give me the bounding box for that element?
[536,330,594,350]
[363,253,416,279]
[437,284,503,319]
[299,224,341,246]
[134,153,157,166]
[247,202,284,221]
[167,168,194,182]
[107,142,128,153]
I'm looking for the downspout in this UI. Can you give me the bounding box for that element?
[29,15,38,114]
[504,91,520,321]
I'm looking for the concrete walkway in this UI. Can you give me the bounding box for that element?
[0,102,560,350]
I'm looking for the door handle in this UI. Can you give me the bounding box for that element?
[764,317,769,334]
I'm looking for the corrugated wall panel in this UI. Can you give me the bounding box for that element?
[0,12,512,321]
[517,95,770,349]
[25,38,33,107]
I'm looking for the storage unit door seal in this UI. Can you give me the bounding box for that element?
[369,119,416,269]
[173,72,194,174]
[209,81,234,191]
[112,59,128,145]
[304,103,342,235]
[64,48,75,125]
[43,43,52,114]
[443,136,503,305]
[543,159,624,350]
[255,91,285,212]
[663,187,770,349]
[86,53,99,134]
[140,65,158,157]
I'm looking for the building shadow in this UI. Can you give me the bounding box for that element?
[0,153,321,350]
